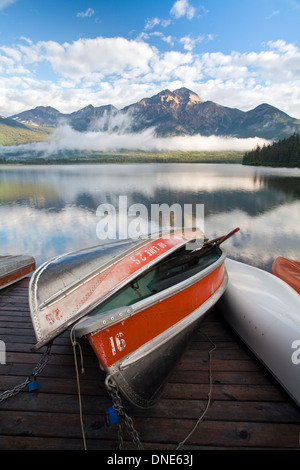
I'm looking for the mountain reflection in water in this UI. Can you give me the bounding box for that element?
[0,163,299,271]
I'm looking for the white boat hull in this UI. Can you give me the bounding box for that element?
[218,258,300,407]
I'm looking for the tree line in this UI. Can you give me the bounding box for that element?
[243,133,300,167]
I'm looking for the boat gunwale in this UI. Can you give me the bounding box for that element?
[30,238,152,311]
[74,248,227,338]
[30,229,203,311]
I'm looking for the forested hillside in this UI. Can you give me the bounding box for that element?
[243,133,300,167]
[0,117,52,146]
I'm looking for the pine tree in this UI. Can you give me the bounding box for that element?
[242,133,300,167]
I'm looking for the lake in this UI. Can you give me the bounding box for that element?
[0,163,299,271]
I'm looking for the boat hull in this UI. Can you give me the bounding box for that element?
[218,258,300,407]
[105,304,215,408]
[0,255,35,290]
[75,256,227,407]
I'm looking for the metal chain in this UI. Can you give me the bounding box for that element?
[0,346,52,403]
[105,375,144,450]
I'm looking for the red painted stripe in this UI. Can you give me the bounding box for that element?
[0,263,35,288]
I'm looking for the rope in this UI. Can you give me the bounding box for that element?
[176,335,216,450]
[70,325,87,450]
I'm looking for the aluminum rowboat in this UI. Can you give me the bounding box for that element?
[29,228,236,407]
[218,258,300,407]
[30,229,207,350]
[0,255,35,290]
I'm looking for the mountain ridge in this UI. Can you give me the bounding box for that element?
[9,87,299,140]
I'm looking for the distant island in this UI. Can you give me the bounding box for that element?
[243,133,300,168]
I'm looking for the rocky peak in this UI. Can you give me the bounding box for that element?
[174,87,203,105]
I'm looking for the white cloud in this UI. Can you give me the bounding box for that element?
[147,32,175,46]
[0,0,17,11]
[145,17,171,30]
[284,0,300,10]
[266,9,280,19]
[180,35,204,51]
[1,121,270,155]
[13,37,156,82]
[76,8,95,18]
[0,36,299,118]
[145,17,161,30]
[170,0,195,19]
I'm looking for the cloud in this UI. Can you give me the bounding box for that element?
[145,17,160,30]
[0,0,17,11]
[76,8,95,18]
[143,31,175,47]
[266,9,280,19]
[145,17,171,30]
[170,0,195,19]
[284,0,300,10]
[180,35,204,51]
[1,115,271,157]
[0,36,299,118]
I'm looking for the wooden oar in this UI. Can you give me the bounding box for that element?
[158,227,240,273]
[203,227,240,248]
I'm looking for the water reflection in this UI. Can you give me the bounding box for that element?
[0,163,299,271]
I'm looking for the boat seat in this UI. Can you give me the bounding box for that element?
[148,250,221,293]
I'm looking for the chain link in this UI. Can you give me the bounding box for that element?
[105,375,144,450]
[0,346,52,403]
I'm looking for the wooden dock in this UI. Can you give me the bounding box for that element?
[1,277,300,451]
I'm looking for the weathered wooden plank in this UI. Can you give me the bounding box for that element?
[1,409,299,449]
[1,386,299,425]
[1,376,287,403]
[0,376,106,396]
[164,382,289,402]
[0,435,120,451]
[2,351,265,375]
[171,369,278,385]
[1,277,300,451]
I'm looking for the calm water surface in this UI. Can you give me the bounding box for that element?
[0,163,299,271]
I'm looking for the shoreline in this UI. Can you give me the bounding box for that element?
[0,150,244,165]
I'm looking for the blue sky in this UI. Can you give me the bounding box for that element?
[0,0,299,117]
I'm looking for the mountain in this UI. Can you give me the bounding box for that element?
[122,88,297,138]
[121,88,205,135]
[10,104,118,132]
[67,104,118,131]
[10,106,62,126]
[235,103,298,139]
[9,88,299,139]
[122,89,244,136]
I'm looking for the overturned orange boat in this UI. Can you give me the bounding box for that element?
[30,228,238,407]
[272,256,300,295]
